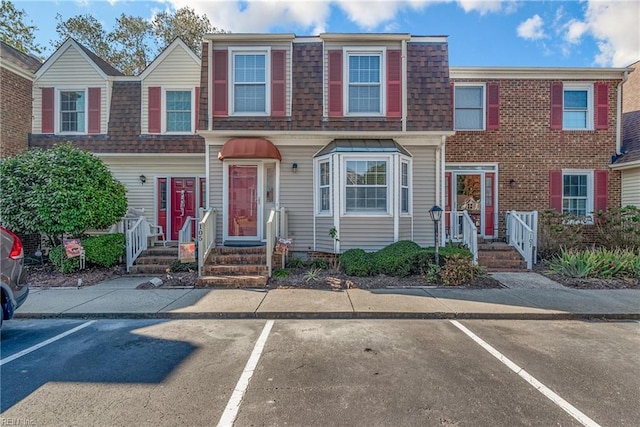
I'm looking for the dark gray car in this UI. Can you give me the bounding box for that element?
[1,226,28,326]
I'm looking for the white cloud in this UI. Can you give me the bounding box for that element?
[563,19,588,44]
[517,14,546,40]
[457,0,504,15]
[584,0,640,67]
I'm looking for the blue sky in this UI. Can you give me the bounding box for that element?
[15,0,640,67]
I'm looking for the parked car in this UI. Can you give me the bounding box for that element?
[1,226,29,326]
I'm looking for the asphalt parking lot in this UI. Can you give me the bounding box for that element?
[1,319,638,426]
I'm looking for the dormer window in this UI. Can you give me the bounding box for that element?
[347,53,382,115]
[60,90,86,133]
[166,90,192,132]
[230,49,270,115]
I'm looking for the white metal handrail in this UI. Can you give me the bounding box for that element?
[506,210,535,269]
[126,217,148,272]
[461,210,478,265]
[197,208,217,276]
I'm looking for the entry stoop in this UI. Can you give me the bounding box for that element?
[477,242,528,272]
[129,245,178,275]
[196,246,269,288]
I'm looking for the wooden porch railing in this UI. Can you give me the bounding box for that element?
[506,210,538,269]
[461,210,478,265]
[197,208,217,276]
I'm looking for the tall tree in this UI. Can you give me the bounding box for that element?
[52,7,226,76]
[152,6,218,56]
[54,13,112,60]
[0,0,42,54]
[108,13,153,76]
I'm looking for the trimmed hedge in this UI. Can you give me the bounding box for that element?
[83,233,125,267]
[372,240,421,277]
[49,245,81,273]
[339,249,372,276]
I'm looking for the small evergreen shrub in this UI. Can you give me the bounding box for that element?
[272,268,289,278]
[411,245,472,274]
[310,259,329,270]
[339,249,372,277]
[439,254,483,286]
[49,245,81,273]
[372,240,421,276]
[286,257,305,268]
[83,233,125,267]
[537,209,585,259]
[593,206,640,250]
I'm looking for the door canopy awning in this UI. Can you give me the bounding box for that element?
[218,138,282,161]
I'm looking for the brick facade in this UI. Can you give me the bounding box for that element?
[0,67,33,158]
[622,60,640,113]
[447,78,622,235]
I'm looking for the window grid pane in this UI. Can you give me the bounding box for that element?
[166,91,191,132]
[319,161,331,212]
[234,54,266,113]
[455,87,483,130]
[60,91,85,132]
[401,162,409,213]
[563,89,588,129]
[348,54,381,114]
[345,160,387,212]
[562,174,588,217]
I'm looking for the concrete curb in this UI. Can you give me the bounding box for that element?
[14,312,640,321]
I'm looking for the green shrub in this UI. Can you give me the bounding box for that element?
[48,245,81,273]
[439,254,483,286]
[286,257,305,268]
[372,240,421,276]
[83,233,125,267]
[594,206,640,250]
[272,268,289,278]
[310,259,329,269]
[339,249,372,277]
[549,247,640,279]
[537,209,585,259]
[411,244,472,274]
[303,267,322,282]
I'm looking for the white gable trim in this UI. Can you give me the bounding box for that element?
[35,38,109,81]
[139,38,201,80]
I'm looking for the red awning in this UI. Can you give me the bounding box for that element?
[218,138,281,161]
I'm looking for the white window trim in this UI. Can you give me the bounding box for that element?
[453,82,486,131]
[562,83,594,131]
[315,157,333,216]
[162,87,196,135]
[400,159,411,215]
[341,155,392,217]
[343,46,386,117]
[562,169,594,222]
[55,87,88,135]
[228,46,271,117]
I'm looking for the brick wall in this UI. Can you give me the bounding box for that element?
[447,78,622,235]
[1,67,32,158]
[622,60,640,113]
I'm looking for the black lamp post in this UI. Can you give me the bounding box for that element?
[429,205,443,266]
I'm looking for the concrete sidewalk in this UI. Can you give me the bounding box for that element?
[14,272,640,320]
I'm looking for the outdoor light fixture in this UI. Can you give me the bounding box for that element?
[139,174,146,184]
[429,205,443,266]
[509,179,516,187]
[292,163,298,173]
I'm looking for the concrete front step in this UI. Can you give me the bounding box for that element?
[203,264,268,275]
[196,275,268,288]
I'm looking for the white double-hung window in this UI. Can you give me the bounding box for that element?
[318,160,332,214]
[345,159,388,213]
[231,49,269,115]
[165,90,192,132]
[562,171,593,218]
[60,90,86,133]
[563,84,593,130]
[454,84,485,130]
[345,48,384,115]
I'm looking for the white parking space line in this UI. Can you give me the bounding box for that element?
[450,320,601,427]
[217,320,274,427]
[1,320,96,366]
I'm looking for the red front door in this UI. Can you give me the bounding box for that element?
[170,177,196,240]
[228,165,258,238]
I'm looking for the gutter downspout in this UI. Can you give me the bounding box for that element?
[616,70,629,155]
[401,39,407,132]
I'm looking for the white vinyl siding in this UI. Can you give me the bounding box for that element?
[141,45,200,134]
[101,155,205,226]
[33,45,108,134]
[340,216,394,251]
[407,145,437,247]
[621,168,640,208]
[315,217,335,252]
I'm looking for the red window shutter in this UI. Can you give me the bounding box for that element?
[328,50,342,117]
[271,50,286,117]
[594,170,608,215]
[41,87,54,133]
[194,86,200,131]
[212,50,228,116]
[386,50,401,117]
[550,82,563,130]
[88,87,101,134]
[595,82,609,130]
[486,82,500,130]
[148,86,161,134]
[549,170,563,212]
